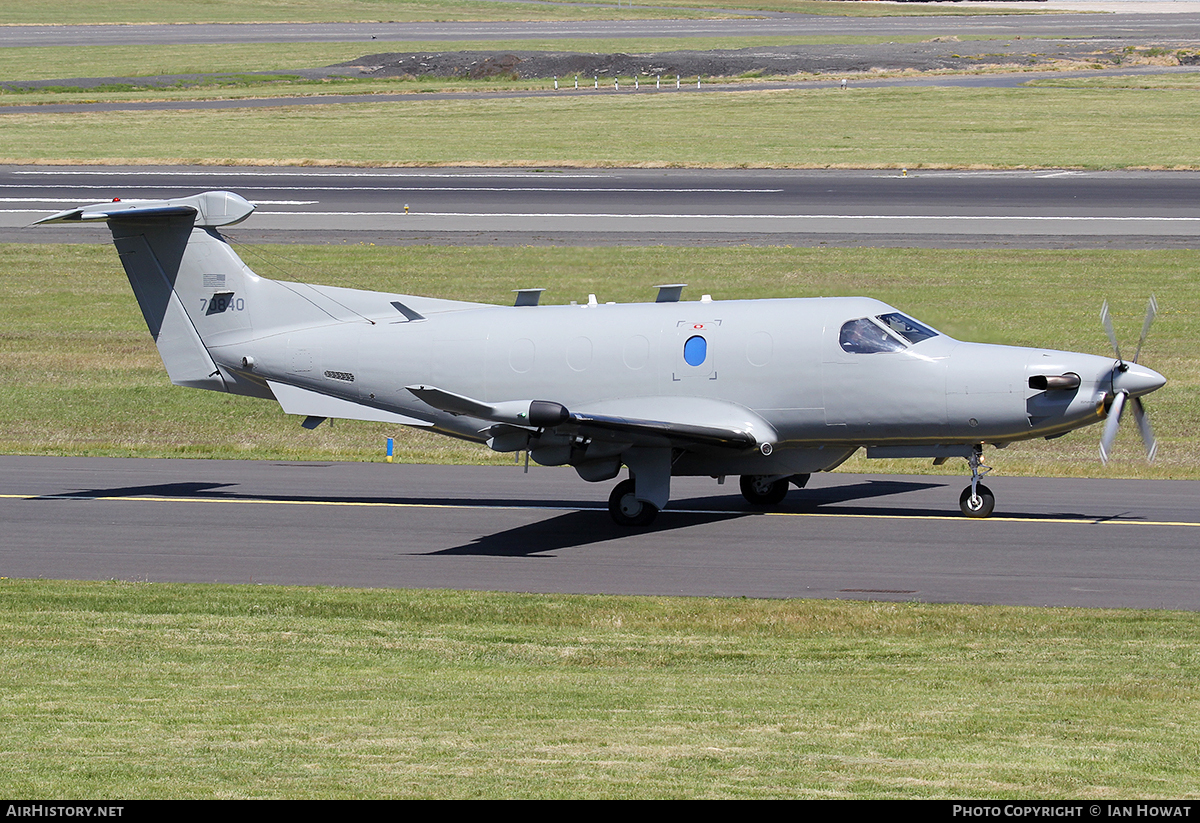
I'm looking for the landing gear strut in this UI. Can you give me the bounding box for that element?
[959,446,995,518]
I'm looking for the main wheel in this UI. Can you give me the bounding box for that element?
[959,484,995,518]
[740,475,789,506]
[608,478,659,526]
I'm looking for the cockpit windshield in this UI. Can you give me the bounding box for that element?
[876,312,939,345]
[839,313,939,354]
[839,318,907,354]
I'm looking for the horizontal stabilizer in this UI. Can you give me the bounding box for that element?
[269,381,433,427]
[35,191,255,228]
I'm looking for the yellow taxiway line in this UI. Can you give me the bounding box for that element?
[4,492,1198,528]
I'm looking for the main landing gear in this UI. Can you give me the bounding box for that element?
[608,478,658,527]
[739,473,810,507]
[959,446,995,518]
[607,473,813,526]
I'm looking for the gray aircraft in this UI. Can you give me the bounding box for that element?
[38,191,1166,525]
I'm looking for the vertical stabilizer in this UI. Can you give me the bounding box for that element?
[112,223,225,390]
[37,191,258,393]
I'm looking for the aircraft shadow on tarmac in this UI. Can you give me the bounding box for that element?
[427,478,952,557]
[33,481,239,500]
[32,476,939,510]
[30,477,1131,558]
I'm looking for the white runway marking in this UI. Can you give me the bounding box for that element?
[258,211,1200,223]
[13,169,609,179]
[0,186,784,194]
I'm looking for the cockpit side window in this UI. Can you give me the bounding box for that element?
[839,318,907,354]
[876,312,939,345]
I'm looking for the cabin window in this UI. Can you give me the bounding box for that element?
[683,335,707,366]
[839,318,906,354]
[876,312,939,345]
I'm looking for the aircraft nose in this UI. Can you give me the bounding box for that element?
[1114,363,1166,397]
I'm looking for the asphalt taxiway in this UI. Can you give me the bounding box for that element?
[2,456,1197,609]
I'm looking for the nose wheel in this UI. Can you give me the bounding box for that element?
[960,446,995,518]
[959,484,995,518]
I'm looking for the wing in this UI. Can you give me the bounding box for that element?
[406,385,775,452]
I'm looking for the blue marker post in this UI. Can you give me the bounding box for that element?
[386,437,394,463]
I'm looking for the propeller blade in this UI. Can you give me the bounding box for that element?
[1132,294,1158,365]
[1100,299,1123,363]
[1131,396,1158,462]
[1099,390,1127,465]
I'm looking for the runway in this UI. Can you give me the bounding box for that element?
[2,455,1197,609]
[6,164,1200,248]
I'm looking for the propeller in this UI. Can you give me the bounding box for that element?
[1098,295,1159,464]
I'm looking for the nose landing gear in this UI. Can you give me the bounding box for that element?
[960,446,995,518]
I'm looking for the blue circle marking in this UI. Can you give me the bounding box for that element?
[683,335,707,367]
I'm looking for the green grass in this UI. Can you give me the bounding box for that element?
[0,0,1027,25]
[613,0,1039,14]
[0,0,738,26]
[2,243,1195,478]
[1027,72,1200,89]
[5,86,1200,170]
[0,579,1196,798]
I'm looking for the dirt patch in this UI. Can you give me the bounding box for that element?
[336,40,1198,80]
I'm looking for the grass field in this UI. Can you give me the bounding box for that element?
[0,0,1020,25]
[0,0,730,26]
[2,242,1194,478]
[1,579,1196,799]
[4,85,1200,170]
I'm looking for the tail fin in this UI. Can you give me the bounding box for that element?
[38,191,258,393]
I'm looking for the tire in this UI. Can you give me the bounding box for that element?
[959,484,995,518]
[740,475,789,506]
[608,478,659,526]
